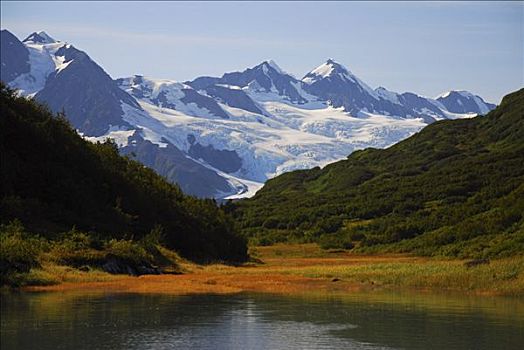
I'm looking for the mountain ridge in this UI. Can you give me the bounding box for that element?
[0,29,498,199]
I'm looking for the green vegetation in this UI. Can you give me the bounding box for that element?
[0,83,248,275]
[229,89,524,258]
[0,221,44,283]
[0,220,187,287]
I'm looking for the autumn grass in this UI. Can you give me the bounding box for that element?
[204,244,524,296]
[17,243,524,297]
[278,254,524,296]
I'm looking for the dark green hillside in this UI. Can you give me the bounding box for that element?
[0,84,247,262]
[229,89,524,258]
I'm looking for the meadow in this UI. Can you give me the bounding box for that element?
[17,243,524,297]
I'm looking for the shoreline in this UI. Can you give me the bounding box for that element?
[19,244,524,297]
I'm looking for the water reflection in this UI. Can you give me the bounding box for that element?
[1,291,523,350]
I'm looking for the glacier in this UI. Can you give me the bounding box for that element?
[1,30,497,199]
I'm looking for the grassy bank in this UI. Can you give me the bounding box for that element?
[18,244,524,297]
[0,221,185,287]
[253,245,524,295]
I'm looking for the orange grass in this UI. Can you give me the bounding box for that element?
[24,244,524,296]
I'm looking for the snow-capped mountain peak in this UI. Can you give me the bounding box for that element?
[302,59,354,84]
[375,86,402,105]
[23,31,57,44]
[436,90,496,115]
[254,60,287,76]
[325,58,350,74]
[436,90,477,100]
[436,90,464,99]
[2,28,497,200]
[302,59,379,103]
[265,60,285,74]
[302,59,335,83]
[206,60,309,104]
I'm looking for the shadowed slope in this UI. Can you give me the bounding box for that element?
[0,84,247,262]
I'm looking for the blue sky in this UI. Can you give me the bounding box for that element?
[1,1,522,103]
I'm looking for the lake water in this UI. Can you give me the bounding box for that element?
[1,291,523,350]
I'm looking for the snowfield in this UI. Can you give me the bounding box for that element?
[120,78,427,185]
[5,31,496,199]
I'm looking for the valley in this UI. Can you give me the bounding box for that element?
[1,3,522,349]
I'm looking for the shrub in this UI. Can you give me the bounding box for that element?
[140,225,164,253]
[0,221,46,285]
[318,234,354,250]
[104,239,153,265]
[48,229,104,266]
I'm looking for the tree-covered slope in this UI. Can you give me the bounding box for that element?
[229,89,524,258]
[0,84,247,262]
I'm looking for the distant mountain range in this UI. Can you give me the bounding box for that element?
[0,30,497,198]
